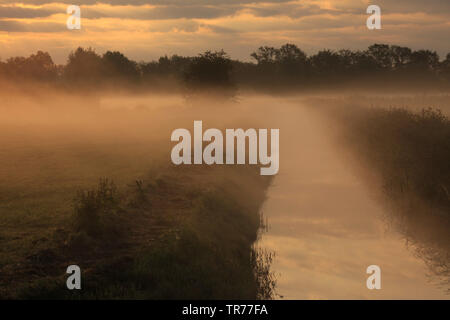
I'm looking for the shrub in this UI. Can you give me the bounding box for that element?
[72,178,123,238]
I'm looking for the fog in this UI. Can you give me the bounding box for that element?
[256,101,449,299]
[0,88,448,299]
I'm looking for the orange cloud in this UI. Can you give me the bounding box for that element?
[0,1,448,63]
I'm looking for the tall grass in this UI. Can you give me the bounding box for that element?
[72,178,125,239]
[10,166,275,299]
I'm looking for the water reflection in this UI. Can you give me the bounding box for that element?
[258,104,449,299]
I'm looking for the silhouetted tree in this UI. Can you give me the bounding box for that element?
[390,45,412,69]
[64,47,104,85]
[250,46,278,65]
[0,51,57,82]
[367,44,393,70]
[351,50,379,75]
[184,50,236,99]
[250,44,309,86]
[409,50,439,72]
[276,43,309,78]
[440,53,450,81]
[140,54,191,87]
[102,51,139,83]
[310,50,342,77]
[1,43,449,91]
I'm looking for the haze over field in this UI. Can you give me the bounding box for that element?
[0,0,449,300]
[0,87,449,298]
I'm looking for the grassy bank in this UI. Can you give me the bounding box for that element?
[0,164,274,299]
[0,91,276,299]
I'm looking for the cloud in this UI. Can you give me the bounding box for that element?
[0,19,66,32]
[375,0,450,14]
[0,0,295,5]
[0,19,24,31]
[83,4,240,20]
[201,23,237,34]
[0,5,58,18]
[0,0,448,63]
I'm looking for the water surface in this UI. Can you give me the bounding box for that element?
[258,103,448,299]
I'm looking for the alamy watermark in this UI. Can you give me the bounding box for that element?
[366,265,381,290]
[367,5,382,30]
[171,121,279,176]
[67,5,81,30]
[66,265,81,290]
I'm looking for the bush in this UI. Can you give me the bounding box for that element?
[72,178,124,238]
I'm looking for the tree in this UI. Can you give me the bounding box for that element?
[250,46,278,65]
[409,50,439,71]
[310,50,342,76]
[102,51,139,82]
[367,44,392,69]
[251,44,309,84]
[140,54,191,88]
[1,51,57,81]
[276,44,308,78]
[440,53,450,81]
[64,47,104,84]
[390,45,412,69]
[276,44,307,64]
[184,50,236,99]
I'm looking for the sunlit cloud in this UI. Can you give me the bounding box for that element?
[0,1,448,63]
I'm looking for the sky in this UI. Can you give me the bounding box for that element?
[0,0,449,63]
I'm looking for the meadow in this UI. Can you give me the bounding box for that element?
[1,83,449,298]
[0,90,275,299]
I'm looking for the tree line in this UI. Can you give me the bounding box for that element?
[1,44,450,91]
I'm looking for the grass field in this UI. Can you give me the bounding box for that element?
[0,91,275,299]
